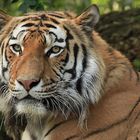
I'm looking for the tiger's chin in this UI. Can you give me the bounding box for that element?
[15,99,47,117]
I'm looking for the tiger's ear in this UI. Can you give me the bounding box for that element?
[0,10,12,31]
[75,4,100,33]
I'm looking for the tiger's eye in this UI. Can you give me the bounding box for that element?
[51,46,61,53]
[11,44,22,53]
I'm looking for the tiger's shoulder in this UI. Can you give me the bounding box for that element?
[91,31,138,92]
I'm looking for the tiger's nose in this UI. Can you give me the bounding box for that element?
[17,79,40,92]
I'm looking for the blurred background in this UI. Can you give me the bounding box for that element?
[0,0,140,140]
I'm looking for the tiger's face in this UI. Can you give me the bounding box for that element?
[0,5,105,120]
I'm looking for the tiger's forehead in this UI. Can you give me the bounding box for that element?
[23,11,71,20]
[9,12,68,45]
[11,21,67,39]
[17,11,71,27]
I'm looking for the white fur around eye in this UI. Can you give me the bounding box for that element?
[49,26,66,40]
[44,34,52,47]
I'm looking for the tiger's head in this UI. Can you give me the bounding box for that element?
[0,5,105,121]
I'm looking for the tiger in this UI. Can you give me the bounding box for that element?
[0,4,140,140]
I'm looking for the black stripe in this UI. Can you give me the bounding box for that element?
[64,69,75,78]
[13,30,26,40]
[42,97,53,110]
[81,44,87,72]
[22,23,35,27]
[64,12,74,18]
[84,96,140,139]
[64,44,79,79]
[2,67,7,74]
[1,42,4,56]
[49,17,60,24]
[63,52,69,66]
[44,121,68,136]
[12,89,21,92]
[76,78,82,95]
[65,135,79,140]
[47,13,65,18]
[50,78,55,83]
[49,32,58,42]
[57,38,64,43]
[4,48,8,61]
[21,18,30,22]
[45,24,57,29]
[0,82,8,93]
[49,31,64,43]
[75,45,87,95]
[64,26,74,40]
[71,44,79,79]
[63,26,74,51]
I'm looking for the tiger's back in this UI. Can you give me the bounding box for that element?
[0,5,139,140]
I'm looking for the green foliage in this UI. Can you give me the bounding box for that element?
[0,0,140,15]
[92,0,140,13]
[19,0,44,13]
[0,0,93,15]
[133,59,140,71]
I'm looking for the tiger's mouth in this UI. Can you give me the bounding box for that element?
[1,81,89,120]
[15,94,50,106]
[15,94,55,111]
[14,90,87,119]
[0,80,90,126]
[14,94,48,116]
